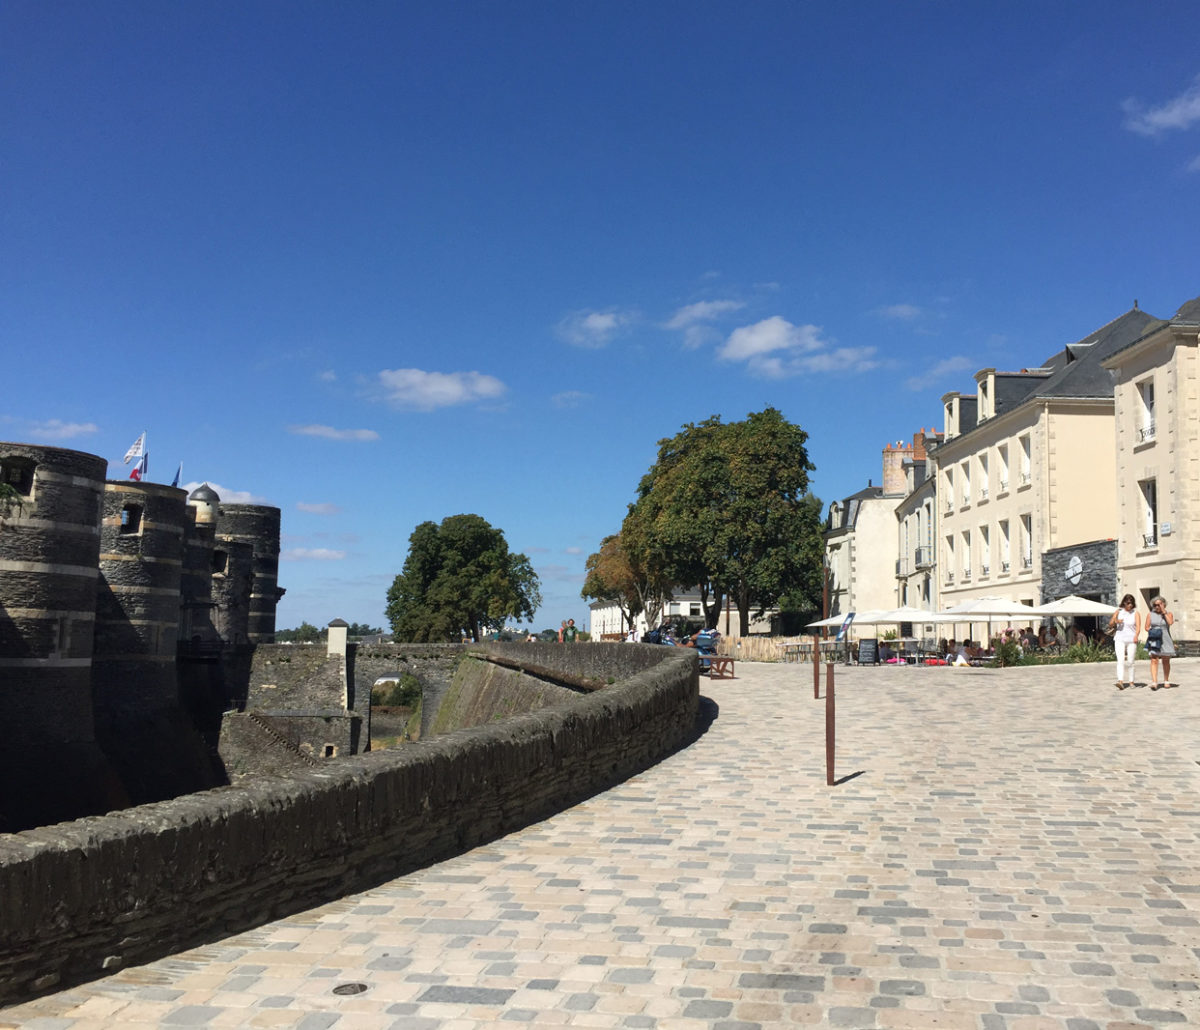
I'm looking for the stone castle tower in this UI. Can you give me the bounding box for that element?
[0,440,284,832]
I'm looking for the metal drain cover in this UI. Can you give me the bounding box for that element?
[332,982,369,996]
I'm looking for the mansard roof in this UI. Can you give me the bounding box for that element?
[943,306,1157,447]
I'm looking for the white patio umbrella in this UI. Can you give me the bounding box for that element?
[804,610,888,629]
[865,605,959,625]
[940,596,1049,618]
[1038,594,1118,616]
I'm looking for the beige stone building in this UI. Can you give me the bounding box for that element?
[824,450,908,618]
[893,430,942,609]
[1103,295,1200,646]
[929,306,1156,610]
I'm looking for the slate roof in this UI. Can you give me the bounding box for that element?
[942,306,1158,448]
[827,484,884,533]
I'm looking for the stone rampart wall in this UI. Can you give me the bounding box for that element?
[0,643,699,1005]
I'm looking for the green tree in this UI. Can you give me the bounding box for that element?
[581,533,645,633]
[629,408,820,635]
[275,621,322,643]
[386,514,541,642]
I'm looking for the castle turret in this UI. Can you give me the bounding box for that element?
[92,480,217,803]
[0,442,124,831]
[217,504,282,644]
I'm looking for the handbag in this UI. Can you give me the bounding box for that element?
[1147,624,1163,652]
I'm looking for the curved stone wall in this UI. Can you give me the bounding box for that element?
[0,643,699,1004]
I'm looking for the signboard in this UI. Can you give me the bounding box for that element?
[835,612,855,642]
[858,638,879,665]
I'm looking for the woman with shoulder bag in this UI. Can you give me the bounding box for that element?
[1107,594,1140,690]
[1145,596,1176,690]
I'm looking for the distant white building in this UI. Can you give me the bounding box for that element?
[588,588,776,640]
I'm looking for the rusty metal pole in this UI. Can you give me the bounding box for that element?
[825,661,835,786]
[812,633,820,698]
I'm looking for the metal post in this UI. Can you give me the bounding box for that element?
[812,633,820,698]
[825,662,835,785]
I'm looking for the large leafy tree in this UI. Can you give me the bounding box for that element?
[629,408,820,635]
[386,514,541,642]
[581,531,672,634]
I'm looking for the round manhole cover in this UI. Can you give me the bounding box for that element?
[332,982,369,996]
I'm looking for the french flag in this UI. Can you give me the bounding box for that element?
[129,453,148,481]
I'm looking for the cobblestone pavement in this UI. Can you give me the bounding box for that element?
[5,659,1199,1029]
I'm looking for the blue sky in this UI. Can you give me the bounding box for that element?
[4,2,1199,632]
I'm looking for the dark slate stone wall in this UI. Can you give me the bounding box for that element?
[0,644,699,1004]
[1040,539,1117,606]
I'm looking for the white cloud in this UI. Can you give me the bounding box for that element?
[318,370,337,382]
[555,309,635,348]
[880,303,922,321]
[376,368,507,410]
[665,299,745,329]
[25,419,99,441]
[718,316,878,379]
[180,481,268,504]
[905,355,973,391]
[296,502,340,515]
[282,547,347,561]
[720,316,824,361]
[552,390,589,409]
[1123,74,1200,136]
[1189,153,1200,173]
[288,424,380,441]
[681,325,719,350]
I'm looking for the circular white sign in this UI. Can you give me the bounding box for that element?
[1066,554,1083,585]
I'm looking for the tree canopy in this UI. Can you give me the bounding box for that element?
[623,407,821,635]
[386,514,541,642]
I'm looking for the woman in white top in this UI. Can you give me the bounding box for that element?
[1107,593,1141,690]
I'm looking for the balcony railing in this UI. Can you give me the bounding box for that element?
[1021,555,1033,569]
[1001,560,1010,573]
[915,546,931,568]
[1144,531,1158,547]
[946,571,954,583]
[999,478,1008,492]
[981,565,990,577]
[1020,471,1031,485]
[1138,422,1156,443]
[962,569,972,581]
[978,488,988,501]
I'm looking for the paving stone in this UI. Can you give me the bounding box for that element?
[7,661,1200,1030]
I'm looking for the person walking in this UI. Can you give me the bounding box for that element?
[562,618,578,643]
[1145,595,1176,690]
[1107,593,1141,690]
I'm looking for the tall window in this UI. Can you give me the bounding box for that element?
[1020,514,1033,568]
[978,454,989,501]
[1138,379,1156,442]
[945,535,955,582]
[1019,434,1031,485]
[998,443,1009,492]
[979,524,990,575]
[961,530,971,579]
[944,469,954,512]
[999,519,1011,572]
[120,503,143,535]
[1139,478,1158,546]
[960,462,970,507]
